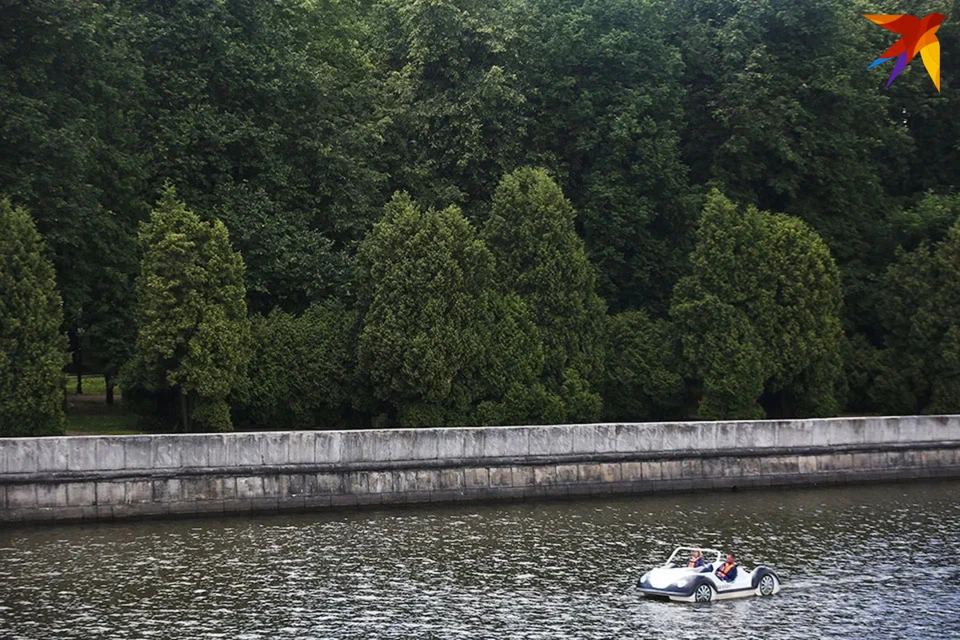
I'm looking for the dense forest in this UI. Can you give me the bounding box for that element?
[1,0,959,434]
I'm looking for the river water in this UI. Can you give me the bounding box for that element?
[1,479,959,639]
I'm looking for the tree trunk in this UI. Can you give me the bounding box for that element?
[75,346,83,395]
[105,373,114,405]
[180,389,189,432]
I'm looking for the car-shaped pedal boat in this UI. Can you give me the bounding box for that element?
[636,546,781,603]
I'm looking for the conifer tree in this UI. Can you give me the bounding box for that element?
[125,186,249,432]
[0,199,69,436]
[482,167,606,421]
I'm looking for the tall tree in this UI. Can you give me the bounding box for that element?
[0,199,69,436]
[354,191,495,426]
[124,186,249,432]
[874,214,960,414]
[515,0,696,314]
[482,167,606,419]
[671,190,844,419]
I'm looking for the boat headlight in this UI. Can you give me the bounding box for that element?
[675,577,691,588]
[641,572,650,583]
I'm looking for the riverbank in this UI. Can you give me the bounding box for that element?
[2,415,959,523]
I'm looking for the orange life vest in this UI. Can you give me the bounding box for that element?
[716,561,736,580]
[687,557,702,568]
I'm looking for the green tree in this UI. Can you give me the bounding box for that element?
[874,215,960,414]
[671,190,844,419]
[601,310,685,421]
[237,300,357,429]
[355,192,495,426]
[0,199,69,436]
[124,186,249,432]
[482,167,606,420]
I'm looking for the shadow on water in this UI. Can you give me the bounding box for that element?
[1,479,959,639]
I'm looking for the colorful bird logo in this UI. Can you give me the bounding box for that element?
[864,13,946,91]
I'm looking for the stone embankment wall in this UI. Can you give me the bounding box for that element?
[2,416,959,523]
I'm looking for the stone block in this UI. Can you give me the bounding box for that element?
[340,431,372,463]
[303,495,332,509]
[67,482,97,506]
[741,422,777,449]
[151,437,183,469]
[641,461,662,481]
[436,430,465,460]
[599,463,621,483]
[96,481,126,506]
[569,425,596,455]
[416,469,441,492]
[798,455,817,475]
[808,420,831,447]
[250,497,280,512]
[259,433,290,466]
[594,424,618,454]
[483,427,529,458]
[765,456,798,475]
[153,478,182,502]
[438,469,464,491]
[681,458,703,479]
[355,493,382,506]
[6,484,37,509]
[721,457,743,477]
[67,438,99,471]
[280,474,306,498]
[80,505,99,520]
[624,424,665,453]
[166,501,198,516]
[315,431,342,464]
[511,466,535,487]
[740,457,762,476]
[661,423,702,453]
[713,422,740,450]
[262,475,281,497]
[863,418,898,445]
[660,460,683,480]
[621,462,644,482]
[578,464,603,483]
[95,437,126,471]
[125,480,153,504]
[236,476,264,499]
[556,464,579,484]
[36,438,68,472]
[287,433,316,464]
[367,470,394,494]
[533,465,558,486]
[776,421,814,448]
[122,437,153,470]
[701,457,725,480]
[2,439,39,473]
[235,434,263,466]
[220,477,238,500]
[180,476,220,501]
[96,505,115,520]
[462,429,485,459]
[463,467,489,489]
[489,467,513,487]
[193,500,225,515]
[346,471,368,494]
[331,494,358,507]
[528,426,573,456]
[221,498,251,513]
[180,440,210,468]
[392,470,418,493]
[829,419,865,447]
[411,430,438,461]
[851,453,872,470]
[52,506,85,522]
[36,483,67,508]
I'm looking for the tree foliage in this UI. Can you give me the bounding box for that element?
[124,186,249,432]
[0,199,69,436]
[671,191,844,419]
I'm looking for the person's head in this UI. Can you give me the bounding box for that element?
[726,554,735,564]
[691,550,701,559]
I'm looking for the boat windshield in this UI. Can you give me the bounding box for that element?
[665,546,723,567]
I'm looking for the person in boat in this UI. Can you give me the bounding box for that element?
[715,553,738,582]
[686,550,706,568]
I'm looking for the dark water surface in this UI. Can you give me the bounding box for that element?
[2,480,959,639]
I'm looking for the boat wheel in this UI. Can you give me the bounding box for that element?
[694,584,714,602]
[759,574,776,596]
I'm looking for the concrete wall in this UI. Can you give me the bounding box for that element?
[2,415,959,523]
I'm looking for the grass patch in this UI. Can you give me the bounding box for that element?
[65,413,143,436]
[64,375,120,396]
